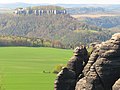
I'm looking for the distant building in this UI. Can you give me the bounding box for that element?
[14,8,67,15]
[14,8,26,15]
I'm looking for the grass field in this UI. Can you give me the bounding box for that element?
[0,47,72,90]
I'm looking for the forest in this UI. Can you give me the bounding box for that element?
[80,16,120,28]
[0,14,116,48]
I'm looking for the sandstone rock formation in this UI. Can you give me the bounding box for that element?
[67,46,89,78]
[113,79,120,90]
[54,67,76,90]
[54,33,120,90]
[76,33,120,90]
[54,46,89,90]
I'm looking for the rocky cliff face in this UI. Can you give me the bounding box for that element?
[55,33,120,90]
[54,46,89,90]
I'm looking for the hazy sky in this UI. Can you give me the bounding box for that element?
[0,0,120,4]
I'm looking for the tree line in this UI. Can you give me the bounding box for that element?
[0,35,67,48]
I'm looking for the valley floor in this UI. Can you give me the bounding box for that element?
[71,14,120,18]
[0,47,72,90]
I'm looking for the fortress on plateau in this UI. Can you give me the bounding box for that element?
[14,6,67,15]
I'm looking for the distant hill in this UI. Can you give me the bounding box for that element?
[25,5,65,10]
[0,2,50,9]
[78,16,120,28]
[0,3,120,15]
[66,7,106,14]
[0,14,113,47]
[0,2,120,9]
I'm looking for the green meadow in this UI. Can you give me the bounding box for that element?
[0,47,72,90]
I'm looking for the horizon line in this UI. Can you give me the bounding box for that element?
[0,2,120,5]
